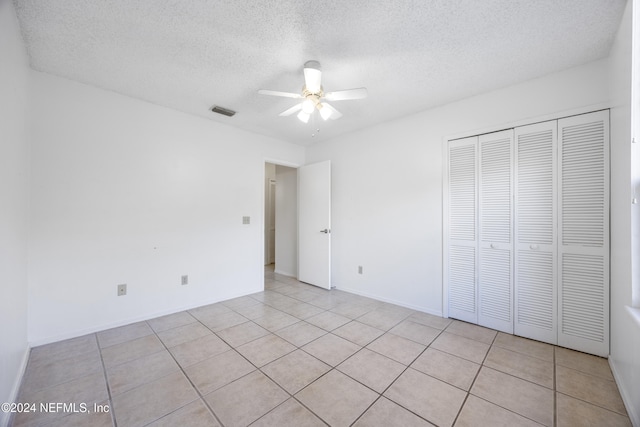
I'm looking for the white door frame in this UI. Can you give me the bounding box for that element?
[266,178,276,265]
[263,159,302,279]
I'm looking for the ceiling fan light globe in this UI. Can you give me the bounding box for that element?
[297,111,311,123]
[319,104,333,120]
[302,99,315,114]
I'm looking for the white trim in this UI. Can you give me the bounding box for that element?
[337,285,443,317]
[266,178,276,265]
[263,158,302,284]
[444,103,610,142]
[28,287,262,347]
[1,346,30,427]
[273,269,296,278]
[631,0,640,310]
[263,158,302,169]
[609,345,640,427]
[442,136,450,318]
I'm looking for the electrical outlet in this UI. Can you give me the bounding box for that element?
[117,284,127,296]
[181,275,188,286]
[358,266,363,274]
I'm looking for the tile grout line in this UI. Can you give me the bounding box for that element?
[289,297,460,426]
[19,334,116,427]
[263,273,400,425]
[554,348,630,417]
[554,345,557,427]
[456,332,558,391]
[348,320,506,426]
[263,367,332,426]
[247,282,416,426]
[205,295,336,426]
[151,318,227,427]
[553,390,630,418]
[450,327,499,427]
[248,311,336,427]
[95,332,119,427]
[101,325,210,425]
[457,330,555,426]
[189,306,307,425]
[347,322,451,426]
[258,302,359,425]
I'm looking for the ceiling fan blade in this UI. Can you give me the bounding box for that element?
[324,87,368,101]
[279,103,303,117]
[258,89,302,99]
[303,60,322,93]
[321,102,343,120]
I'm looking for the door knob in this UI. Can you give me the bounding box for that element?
[320,229,330,234]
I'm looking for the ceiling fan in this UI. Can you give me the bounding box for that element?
[258,60,367,123]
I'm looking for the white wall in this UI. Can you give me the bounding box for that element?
[0,1,30,425]
[28,72,304,345]
[608,1,640,424]
[275,165,297,277]
[306,59,610,315]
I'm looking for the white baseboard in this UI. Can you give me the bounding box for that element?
[1,346,30,427]
[336,285,443,317]
[28,286,263,347]
[609,357,640,427]
[273,269,296,278]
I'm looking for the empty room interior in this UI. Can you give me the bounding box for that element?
[3,0,640,426]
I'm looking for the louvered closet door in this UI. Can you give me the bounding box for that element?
[558,111,609,357]
[478,130,514,333]
[514,121,558,344]
[447,137,478,324]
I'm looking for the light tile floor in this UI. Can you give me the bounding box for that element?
[10,267,632,427]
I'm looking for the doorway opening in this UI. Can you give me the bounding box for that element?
[264,162,298,279]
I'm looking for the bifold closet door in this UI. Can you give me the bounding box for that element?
[558,111,610,357]
[514,121,558,344]
[478,130,514,333]
[447,137,478,324]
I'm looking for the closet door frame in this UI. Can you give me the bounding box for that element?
[443,108,610,357]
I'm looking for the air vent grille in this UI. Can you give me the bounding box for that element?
[211,106,236,117]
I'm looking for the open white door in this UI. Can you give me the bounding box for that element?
[298,160,331,289]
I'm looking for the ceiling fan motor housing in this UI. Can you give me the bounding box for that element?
[303,61,322,94]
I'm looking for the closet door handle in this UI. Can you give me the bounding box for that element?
[530,244,539,250]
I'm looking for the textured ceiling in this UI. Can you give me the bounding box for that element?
[14,0,627,145]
